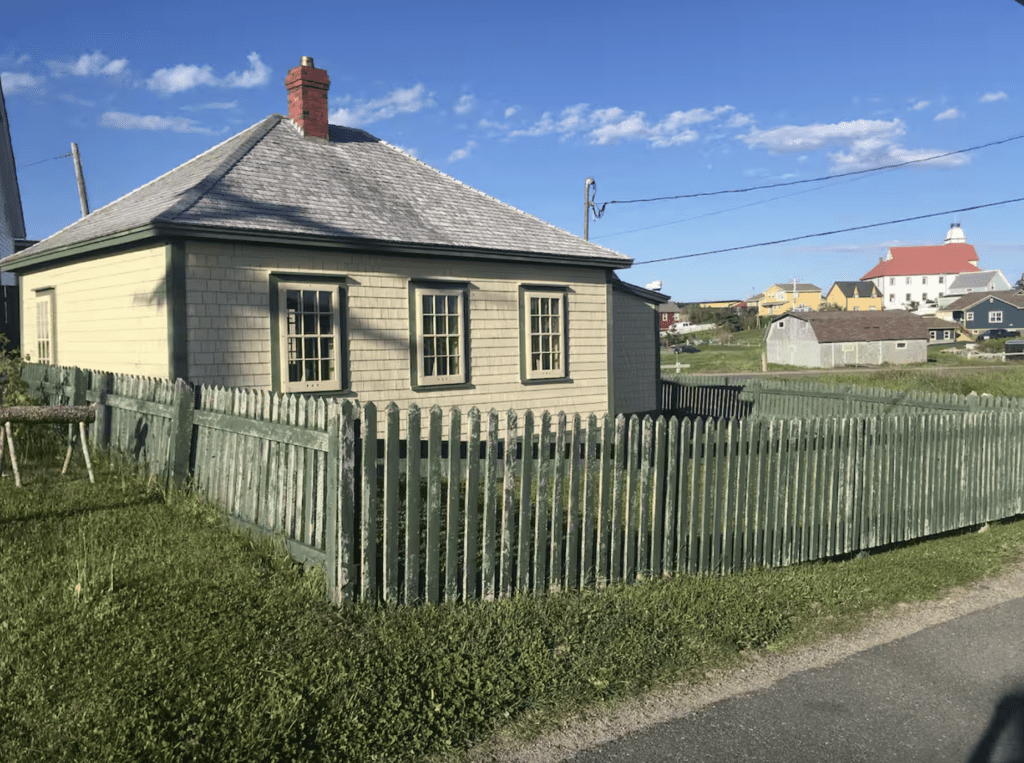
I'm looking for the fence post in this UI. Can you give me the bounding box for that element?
[70,367,87,406]
[166,378,195,488]
[91,372,113,448]
[325,404,342,605]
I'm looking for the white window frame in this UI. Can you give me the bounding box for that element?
[990,310,1004,324]
[522,288,568,382]
[276,280,345,393]
[938,275,945,284]
[966,311,974,321]
[413,284,467,387]
[35,289,56,365]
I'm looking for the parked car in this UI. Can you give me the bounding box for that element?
[978,329,1020,341]
[672,344,700,354]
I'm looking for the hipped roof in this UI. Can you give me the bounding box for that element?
[4,115,631,271]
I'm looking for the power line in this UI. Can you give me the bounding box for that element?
[634,197,1024,265]
[19,152,72,169]
[593,161,889,241]
[597,131,1024,213]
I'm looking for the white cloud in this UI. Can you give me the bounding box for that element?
[739,119,905,153]
[479,117,509,130]
[448,140,477,162]
[910,99,930,111]
[393,145,418,159]
[506,103,734,146]
[147,52,269,94]
[726,113,754,128]
[979,91,1007,103]
[148,64,217,94]
[934,108,961,121]
[47,51,128,77]
[453,94,474,114]
[739,118,968,172]
[329,84,435,127]
[504,105,519,118]
[0,72,46,93]
[181,101,238,111]
[100,111,217,134]
[221,52,270,88]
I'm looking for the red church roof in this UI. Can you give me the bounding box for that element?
[860,242,980,280]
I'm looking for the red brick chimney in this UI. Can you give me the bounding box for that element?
[285,56,330,140]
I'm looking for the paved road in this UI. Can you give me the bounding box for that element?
[570,598,1024,763]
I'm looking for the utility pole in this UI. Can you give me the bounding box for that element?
[584,177,596,241]
[70,142,90,217]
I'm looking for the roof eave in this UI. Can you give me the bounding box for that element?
[1,220,634,273]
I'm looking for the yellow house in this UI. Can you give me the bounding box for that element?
[753,283,823,316]
[1,58,666,421]
[823,281,883,312]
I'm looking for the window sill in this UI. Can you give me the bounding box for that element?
[411,382,475,393]
[521,376,573,386]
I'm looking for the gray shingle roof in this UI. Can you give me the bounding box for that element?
[944,290,1024,312]
[947,270,1009,292]
[6,115,630,268]
[829,281,880,299]
[775,310,931,343]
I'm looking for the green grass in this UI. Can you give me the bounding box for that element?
[4,445,1024,761]
[661,345,764,373]
[794,365,1024,398]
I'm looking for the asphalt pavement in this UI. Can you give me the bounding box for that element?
[569,597,1024,763]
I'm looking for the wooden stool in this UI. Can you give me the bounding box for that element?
[0,404,97,487]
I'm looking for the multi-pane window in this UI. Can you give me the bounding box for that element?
[35,291,55,365]
[527,294,564,378]
[990,311,1004,324]
[415,288,466,386]
[522,289,567,381]
[966,311,974,321]
[277,282,344,392]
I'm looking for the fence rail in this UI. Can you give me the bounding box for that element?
[20,363,1024,608]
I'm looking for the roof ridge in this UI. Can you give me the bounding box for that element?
[160,114,283,221]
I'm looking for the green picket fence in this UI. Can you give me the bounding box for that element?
[739,378,1024,419]
[19,363,1024,608]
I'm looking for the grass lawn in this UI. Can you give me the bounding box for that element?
[3,439,1024,761]
[661,345,764,373]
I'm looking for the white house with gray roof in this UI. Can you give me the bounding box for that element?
[0,57,666,418]
[936,270,1011,309]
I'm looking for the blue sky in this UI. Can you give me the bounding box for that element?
[3,0,1023,302]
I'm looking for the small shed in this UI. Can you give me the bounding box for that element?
[766,311,930,368]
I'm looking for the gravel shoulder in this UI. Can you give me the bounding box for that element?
[463,557,1024,763]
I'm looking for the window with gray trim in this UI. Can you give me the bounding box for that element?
[276,280,345,392]
[521,288,568,381]
[414,286,467,386]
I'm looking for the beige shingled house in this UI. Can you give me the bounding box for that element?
[1,58,666,418]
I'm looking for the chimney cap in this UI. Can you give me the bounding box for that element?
[301,56,314,67]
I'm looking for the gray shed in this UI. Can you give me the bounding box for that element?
[766,311,930,368]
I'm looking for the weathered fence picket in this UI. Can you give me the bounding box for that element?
[19,362,1024,609]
